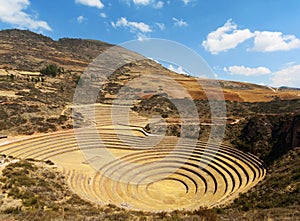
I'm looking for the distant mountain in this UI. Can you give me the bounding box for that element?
[279,86,300,91]
[0,28,299,220]
[0,29,112,72]
[1,29,299,102]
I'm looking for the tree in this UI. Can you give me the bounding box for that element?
[9,74,14,81]
[40,64,63,77]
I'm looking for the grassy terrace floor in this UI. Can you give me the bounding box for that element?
[0,104,266,212]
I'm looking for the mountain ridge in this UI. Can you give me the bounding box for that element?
[0,28,299,220]
[1,28,296,91]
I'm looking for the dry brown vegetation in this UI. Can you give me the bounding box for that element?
[0,29,299,220]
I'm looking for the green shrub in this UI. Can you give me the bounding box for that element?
[22,196,38,207]
[40,64,63,77]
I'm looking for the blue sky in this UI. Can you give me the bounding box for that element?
[0,0,300,87]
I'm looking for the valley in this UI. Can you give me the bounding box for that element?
[0,29,299,220]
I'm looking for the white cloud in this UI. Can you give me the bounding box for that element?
[111,17,152,33]
[75,0,104,9]
[182,0,191,5]
[153,1,164,8]
[284,61,296,67]
[252,31,300,52]
[137,33,150,41]
[133,0,150,5]
[271,65,300,87]
[202,19,254,54]
[172,17,188,27]
[132,0,163,8]
[0,0,52,31]
[156,22,165,31]
[224,65,271,76]
[100,12,106,18]
[168,64,189,75]
[77,15,85,23]
[203,19,300,54]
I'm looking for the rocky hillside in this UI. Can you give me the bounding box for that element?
[236,114,300,164]
[0,29,299,220]
[225,147,300,219]
[0,29,299,102]
[1,28,299,157]
[0,29,112,72]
